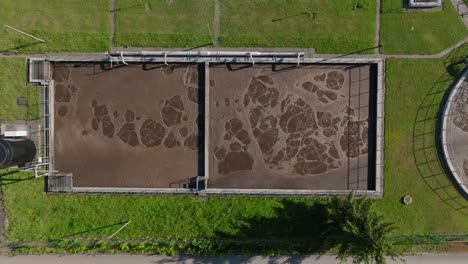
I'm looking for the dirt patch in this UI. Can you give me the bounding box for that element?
[218,151,254,175]
[184,134,198,150]
[55,84,71,103]
[140,119,165,147]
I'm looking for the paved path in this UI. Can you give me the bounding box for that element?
[214,0,221,46]
[110,0,116,47]
[1,0,467,59]
[316,36,468,59]
[0,36,466,60]
[375,0,382,54]
[0,178,5,243]
[451,0,468,28]
[1,254,468,264]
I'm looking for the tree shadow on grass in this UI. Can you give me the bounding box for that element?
[217,199,332,256]
[0,170,35,186]
[0,41,44,55]
[0,170,21,178]
[5,221,131,253]
[224,200,329,240]
[150,200,333,263]
[380,0,407,14]
[183,42,214,51]
[110,3,144,13]
[26,85,42,121]
[56,221,129,240]
[151,255,320,264]
[412,49,468,216]
[443,43,467,78]
[271,12,309,22]
[446,58,467,78]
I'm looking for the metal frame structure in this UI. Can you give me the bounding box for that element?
[440,67,468,198]
[35,52,385,197]
[408,0,443,8]
[25,58,73,191]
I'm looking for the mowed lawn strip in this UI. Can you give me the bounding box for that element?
[378,55,468,234]
[380,1,467,54]
[3,176,295,241]
[219,0,376,53]
[2,53,468,244]
[0,0,109,53]
[114,0,215,47]
[0,58,39,120]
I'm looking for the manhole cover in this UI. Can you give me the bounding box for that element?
[17,97,27,106]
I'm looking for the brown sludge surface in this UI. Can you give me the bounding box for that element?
[209,64,371,190]
[52,63,200,188]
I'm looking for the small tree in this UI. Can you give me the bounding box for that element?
[327,194,403,264]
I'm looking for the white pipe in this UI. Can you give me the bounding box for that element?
[35,163,48,178]
[105,52,113,68]
[249,52,254,65]
[110,51,305,58]
[120,51,128,65]
[108,220,132,239]
[164,52,168,65]
[4,25,46,43]
[32,163,58,178]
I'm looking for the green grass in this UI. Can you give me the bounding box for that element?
[114,0,376,53]
[380,1,467,54]
[4,179,314,241]
[114,0,215,48]
[0,0,110,53]
[0,58,39,120]
[376,50,468,234]
[220,0,376,53]
[2,52,468,251]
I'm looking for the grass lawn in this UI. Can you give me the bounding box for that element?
[2,50,468,252]
[0,0,110,53]
[114,0,215,48]
[3,180,320,241]
[0,58,39,120]
[376,47,468,234]
[380,1,467,54]
[219,0,376,53]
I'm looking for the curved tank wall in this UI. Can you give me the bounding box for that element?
[440,67,468,199]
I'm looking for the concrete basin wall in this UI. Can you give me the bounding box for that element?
[440,67,468,198]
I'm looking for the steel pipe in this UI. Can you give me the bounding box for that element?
[109,51,305,58]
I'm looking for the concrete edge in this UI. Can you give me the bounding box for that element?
[60,187,382,198]
[408,0,443,8]
[46,55,383,65]
[375,59,386,195]
[440,67,468,198]
[204,62,210,188]
[42,55,385,197]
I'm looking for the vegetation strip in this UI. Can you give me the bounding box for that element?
[380,1,467,54]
